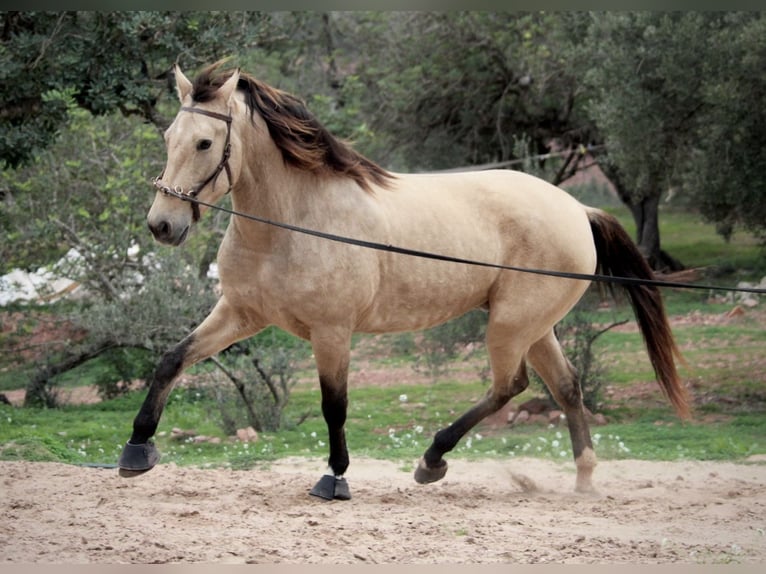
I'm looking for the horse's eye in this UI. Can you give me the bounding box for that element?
[197,139,212,151]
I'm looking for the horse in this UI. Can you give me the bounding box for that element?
[118,61,690,500]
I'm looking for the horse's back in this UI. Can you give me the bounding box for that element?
[384,169,595,274]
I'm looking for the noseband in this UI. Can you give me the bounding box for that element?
[152,106,233,222]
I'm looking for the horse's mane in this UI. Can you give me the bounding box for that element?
[190,62,394,193]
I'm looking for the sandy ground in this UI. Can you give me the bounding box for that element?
[1,455,764,564]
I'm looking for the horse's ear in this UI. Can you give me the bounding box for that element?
[174,64,193,103]
[219,68,240,104]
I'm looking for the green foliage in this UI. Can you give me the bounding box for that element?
[682,14,766,241]
[0,11,270,168]
[583,12,766,243]
[2,13,766,462]
[337,12,592,171]
[17,250,218,408]
[1,105,163,277]
[201,332,312,434]
[585,13,711,198]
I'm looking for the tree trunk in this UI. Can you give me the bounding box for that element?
[24,341,118,407]
[630,192,684,273]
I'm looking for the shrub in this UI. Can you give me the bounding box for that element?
[205,331,310,434]
[413,309,488,380]
[535,305,626,413]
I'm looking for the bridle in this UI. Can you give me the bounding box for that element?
[152,106,233,222]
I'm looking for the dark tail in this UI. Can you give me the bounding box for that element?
[587,209,690,419]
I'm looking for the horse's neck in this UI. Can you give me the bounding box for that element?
[229,158,314,239]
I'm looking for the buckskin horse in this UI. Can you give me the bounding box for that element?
[118,61,689,500]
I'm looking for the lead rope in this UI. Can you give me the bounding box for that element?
[154,185,766,296]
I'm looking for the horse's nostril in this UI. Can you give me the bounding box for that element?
[148,219,170,240]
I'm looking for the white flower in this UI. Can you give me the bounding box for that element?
[399,394,408,403]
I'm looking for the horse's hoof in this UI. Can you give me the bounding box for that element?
[309,474,351,501]
[117,441,160,477]
[414,457,448,484]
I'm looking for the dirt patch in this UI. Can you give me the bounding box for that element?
[1,456,764,564]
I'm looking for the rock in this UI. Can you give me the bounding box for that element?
[511,410,530,425]
[480,401,516,428]
[517,397,555,415]
[592,413,608,426]
[547,410,564,425]
[236,426,259,442]
[170,427,197,441]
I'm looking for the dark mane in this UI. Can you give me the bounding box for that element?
[191,62,394,192]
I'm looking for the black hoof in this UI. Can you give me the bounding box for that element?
[118,441,160,477]
[414,457,448,484]
[309,474,351,501]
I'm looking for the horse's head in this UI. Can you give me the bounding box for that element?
[147,64,241,246]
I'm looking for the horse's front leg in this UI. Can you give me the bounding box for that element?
[308,327,352,501]
[118,296,263,476]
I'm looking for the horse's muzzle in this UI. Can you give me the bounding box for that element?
[148,218,189,246]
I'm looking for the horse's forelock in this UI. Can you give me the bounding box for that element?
[190,62,234,103]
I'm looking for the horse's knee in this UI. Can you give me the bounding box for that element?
[547,366,583,410]
[155,337,193,383]
[490,362,529,408]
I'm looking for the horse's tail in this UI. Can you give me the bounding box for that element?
[587,208,690,419]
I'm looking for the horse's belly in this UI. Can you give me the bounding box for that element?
[356,261,495,334]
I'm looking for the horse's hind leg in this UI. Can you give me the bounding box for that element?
[415,324,529,484]
[118,297,263,476]
[527,329,597,493]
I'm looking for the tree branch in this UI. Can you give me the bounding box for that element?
[208,356,264,432]
[50,217,121,301]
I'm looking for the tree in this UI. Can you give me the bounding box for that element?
[0,100,218,406]
[682,13,766,242]
[0,11,269,168]
[328,12,596,175]
[583,12,746,270]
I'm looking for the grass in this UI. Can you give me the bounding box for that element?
[1,206,765,470]
[2,374,764,470]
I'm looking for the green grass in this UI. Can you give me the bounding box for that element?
[2,377,764,470]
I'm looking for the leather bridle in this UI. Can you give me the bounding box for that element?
[152,106,233,222]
